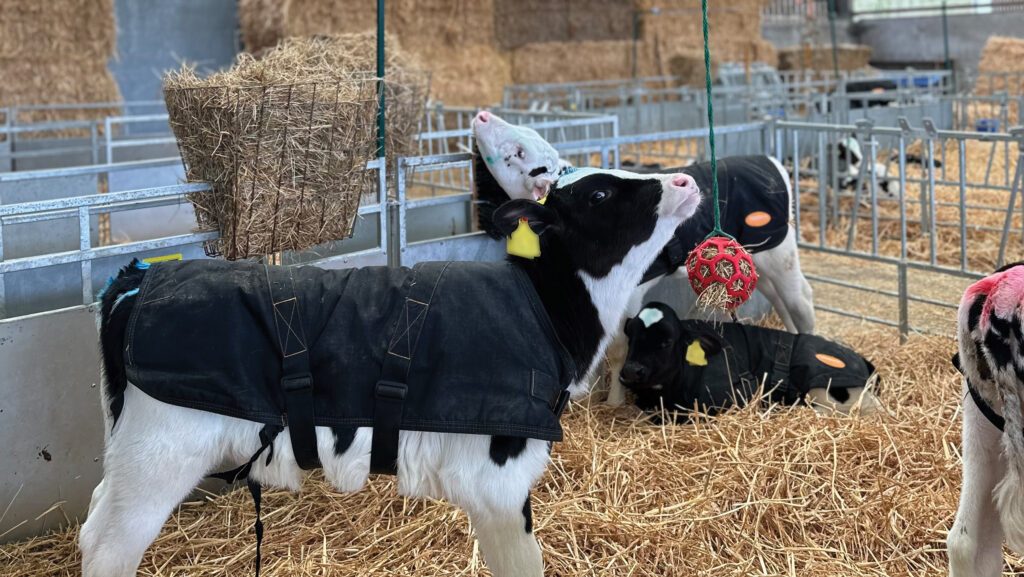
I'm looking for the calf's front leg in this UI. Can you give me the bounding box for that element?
[948,384,1006,577]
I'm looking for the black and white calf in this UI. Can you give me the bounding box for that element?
[79,167,702,577]
[619,302,881,418]
[948,262,1024,577]
[472,111,815,406]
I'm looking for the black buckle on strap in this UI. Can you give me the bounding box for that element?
[282,373,312,392]
[551,389,571,418]
[370,381,408,476]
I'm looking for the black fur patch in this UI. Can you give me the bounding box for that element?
[828,388,851,403]
[985,313,1014,368]
[528,166,549,177]
[473,144,511,239]
[522,492,533,534]
[975,340,993,381]
[967,294,986,332]
[995,261,1024,274]
[332,427,356,456]
[489,435,528,466]
[99,259,149,428]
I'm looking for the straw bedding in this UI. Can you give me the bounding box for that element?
[163,34,428,259]
[796,137,1022,273]
[4,321,1023,576]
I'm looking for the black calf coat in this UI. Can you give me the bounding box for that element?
[122,259,574,442]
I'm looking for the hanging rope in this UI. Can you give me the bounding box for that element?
[701,0,729,240]
[685,0,758,311]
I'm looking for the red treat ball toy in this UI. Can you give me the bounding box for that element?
[686,235,758,310]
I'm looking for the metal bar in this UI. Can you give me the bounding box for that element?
[0,183,209,218]
[107,137,177,149]
[897,135,907,261]
[958,139,967,271]
[78,207,92,305]
[0,232,218,275]
[817,131,827,246]
[0,157,182,183]
[1004,148,1024,267]
[898,261,909,344]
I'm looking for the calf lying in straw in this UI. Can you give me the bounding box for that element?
[80,168,702,577]
[949,262,1024,576]
[619,302,881,419]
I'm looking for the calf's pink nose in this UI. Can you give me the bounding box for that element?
[671,173,696,190]
[475,110,491,124]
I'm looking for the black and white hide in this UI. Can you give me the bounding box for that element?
[80,166,702,577]
[948,262,1024,577]
[619,302,882,420]
[471,111,815,407]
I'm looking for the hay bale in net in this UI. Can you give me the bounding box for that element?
[163,34,428,260]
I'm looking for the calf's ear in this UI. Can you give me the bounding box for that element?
[624,317,639,338]
[493,199,562,237]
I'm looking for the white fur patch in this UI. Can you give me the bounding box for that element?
[638,307,664,328]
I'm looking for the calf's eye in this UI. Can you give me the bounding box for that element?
[589,190,609,205]
[659,340,672,349]
[516,147,525,159]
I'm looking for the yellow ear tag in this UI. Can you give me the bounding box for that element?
[685,340,708,366]
[506,195,546,259]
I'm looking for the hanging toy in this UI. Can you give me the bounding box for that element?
[507,194,547,259]
[686,235,757,310]
[686,0,758,311]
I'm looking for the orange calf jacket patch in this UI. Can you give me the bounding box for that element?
[815,353,846,369]
[744,211,772,227]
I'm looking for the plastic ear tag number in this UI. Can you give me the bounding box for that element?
[506,195,547,259]
[685,340,708,366]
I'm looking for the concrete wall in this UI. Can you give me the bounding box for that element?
[851,12,1024,86]
[109,0,240,102]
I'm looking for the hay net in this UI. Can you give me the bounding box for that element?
[163,34,429,260]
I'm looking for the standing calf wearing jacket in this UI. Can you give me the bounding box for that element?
[619,302,881,418]
[80,168,702,577]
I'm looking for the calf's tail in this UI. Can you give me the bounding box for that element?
[96,259,149,432]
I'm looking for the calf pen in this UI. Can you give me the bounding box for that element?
[1,115,1022,575]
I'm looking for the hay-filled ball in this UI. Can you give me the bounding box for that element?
[686,236,758,310]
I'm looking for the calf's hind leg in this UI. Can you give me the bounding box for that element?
[80,388,226,577]
[465,493,544,577]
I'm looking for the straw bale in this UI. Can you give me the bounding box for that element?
[494,0,634,50]
[668,40,779,87]
[7,322,1021,576]
[976,36,1024,95]
[0,0,120,138]
[418,43,511,106]
[163,35,428,259]
[777,44,873,72]
[510,40,656,85]
[978,36,1024,75]
[0,57,122,138]
[0,0,116,59]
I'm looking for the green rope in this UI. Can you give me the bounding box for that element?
[702,0,730,240]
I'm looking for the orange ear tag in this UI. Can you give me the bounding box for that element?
[506,195,546,259]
